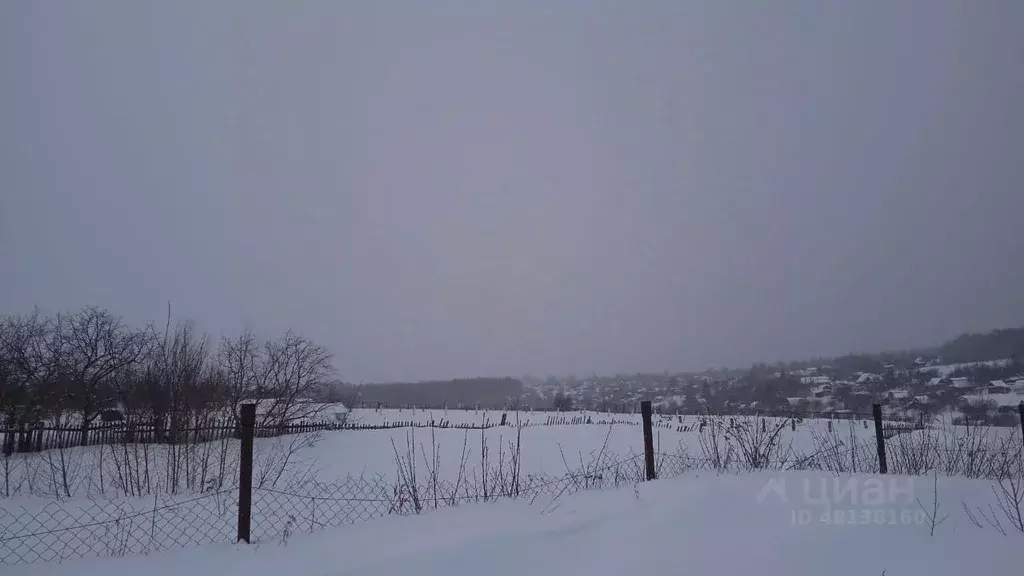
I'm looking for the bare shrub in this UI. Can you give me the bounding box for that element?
[990,454,1024,533]
[254,431,321,490]
[43,436,84,498]
[418,426,442,509]
[1,452,24,496]
[799,421,875,473]
[935,418,1004,478]
[696,417,732,471]
[915,471,948,536]
[556,425,615,492]
[886,425,941,477]
[390,429,422,513]
[724,415,792,470]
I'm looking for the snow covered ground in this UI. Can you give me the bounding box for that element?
[5,470,1018,576]
[3,408,1022,567]
[0,409,915,498]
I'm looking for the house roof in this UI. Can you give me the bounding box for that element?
[961,392,1024,408]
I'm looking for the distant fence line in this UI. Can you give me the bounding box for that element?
[0,414,598,455]
[358,402,950,422]
[1,419,509,455]
[0,415,654,455]
[3,408,928,456]
[1,419,341,455]
[3,398,1003,457]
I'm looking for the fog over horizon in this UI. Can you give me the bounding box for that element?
[2,2,1023,383]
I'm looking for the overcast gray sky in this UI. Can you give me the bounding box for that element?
[2,1,1022,383]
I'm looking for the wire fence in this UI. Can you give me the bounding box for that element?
[248,451,655,544]
[0,450,651,565]
[3,448,1022,565]
[0,490,237,564]
[2,403,1022,566]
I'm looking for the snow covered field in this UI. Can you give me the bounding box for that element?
[2,408,1022,566]
[0,408,905,499]
[3,407,1013,497]
[5,470,1019,576]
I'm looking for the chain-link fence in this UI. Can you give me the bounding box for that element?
[3,402,1022,566]
[0,450,651,565]
[247,452,649,544]
[0,403,660,565]
[0,490,237,564]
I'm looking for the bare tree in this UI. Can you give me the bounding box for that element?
[0,317,19,423]
[146,317,213,441]
[58,307,150,444]
[216,330,262,422]
[0,309,64,428]
[258,331,334,429]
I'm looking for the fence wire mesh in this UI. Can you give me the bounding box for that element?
[0,451,652,565]
[0,490,236,564]
[3,409,1022,566]
[248,452,651,543]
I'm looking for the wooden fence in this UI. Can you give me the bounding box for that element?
[0,417,517,455]
[0,418,346,455]
[0,409,932,456]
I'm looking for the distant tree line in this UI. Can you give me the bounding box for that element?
[552,391,574,411]
[338,377,534,410]
[0,306,340,439]
[769,328,1024,378]
[937,329,1024,364]
[6,305,1022,427]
